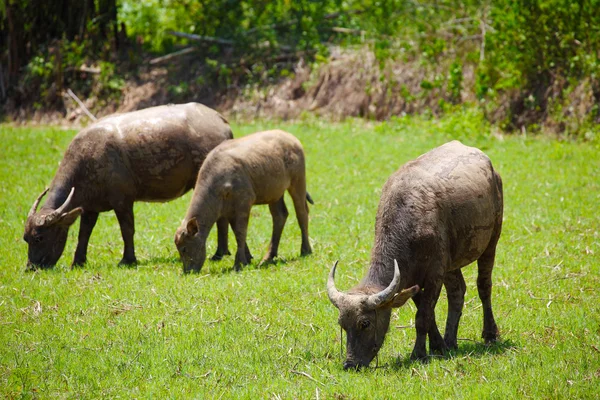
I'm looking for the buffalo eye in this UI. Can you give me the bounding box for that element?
[358,320,371,330]
[181,246,186,254]
[34,235,43,243]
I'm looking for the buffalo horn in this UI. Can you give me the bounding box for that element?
[327,260,345,308]
[28,188,49,218]
[46,187,76,223]
[365,259,402,309]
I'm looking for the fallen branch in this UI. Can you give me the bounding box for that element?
[331,27,366,35]
[66,88,97,122]
[167,31,234,46]
[66,65,102,74]
[80,66,101,74]
[150,47,197,65]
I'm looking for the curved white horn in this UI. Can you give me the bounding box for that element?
[326,260,345,309]
[44,187,76,224]
[29,188,49,218]
[366,259,402,309]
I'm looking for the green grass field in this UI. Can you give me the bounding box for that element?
[1,110,599,398]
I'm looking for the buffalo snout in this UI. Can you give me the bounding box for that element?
[343,361,360,371]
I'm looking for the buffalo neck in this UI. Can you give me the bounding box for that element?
[42,182,76,212]
[360,260,397,293]
[361,240,410,293]
[39,158,80,212]
[187,188,220,237]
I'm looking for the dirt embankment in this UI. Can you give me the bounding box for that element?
[7,47,599,135]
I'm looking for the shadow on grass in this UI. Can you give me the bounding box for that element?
[136,256,180,267]
[205,256,291,276]
[137,252,309,276]
[388,338,519,371]
[199,252,313,276]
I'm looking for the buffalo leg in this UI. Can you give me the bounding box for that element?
[230,218,253,262]
[72,211,99,267]
[114,205,137,265]
[211,217,231,261]
[477,248,499,343]
[443,269,466,349]
[262,196,288,263]
[412,285,446,359]
[231,212,251,271]
[288,183,311,256]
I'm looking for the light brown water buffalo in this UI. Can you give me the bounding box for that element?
[327,141,503,369]
[175,129,313,273]
[24,103,233,269]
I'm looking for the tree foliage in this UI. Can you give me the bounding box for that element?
[1,0,599,133]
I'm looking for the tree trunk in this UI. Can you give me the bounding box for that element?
[6,4,24,80]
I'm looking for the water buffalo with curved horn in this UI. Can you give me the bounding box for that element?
[327,141,503,369]
[174,129,313,273]
[24,103,233,269]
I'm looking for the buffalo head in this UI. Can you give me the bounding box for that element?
[174,217,206,273]
[327,260,419,370]
[23,188,82,269]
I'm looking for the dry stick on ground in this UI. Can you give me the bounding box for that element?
[65,65,102,74]
[149,47,197,65]
[331,27,366,35]
[289,370,325,386]
[166,31,235,46]
[166,31,293,52]
[66,88,97,122]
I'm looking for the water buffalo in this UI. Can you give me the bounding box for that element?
[175,129,313,273]
[327,140,503,369]
[24,103,233,269]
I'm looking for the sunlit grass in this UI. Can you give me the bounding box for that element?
[1,111,599,398]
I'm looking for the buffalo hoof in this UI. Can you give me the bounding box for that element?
[26,261,54,271]
[25,264,41,272]
[71,259,86,269]
[482,326,499,344]
[259,255,277,267]
[343,361,363,371]
[300,247,312,256]
[444,338,459,350]
[233,256,251,272]
[410,349,429,362]
[483,333,499,344]
[211,249,231,261]
[118,257,137,266]
[429,343,449,356]
[429,332,447,355]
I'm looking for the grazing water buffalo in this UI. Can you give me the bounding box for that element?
[327,141,503,369]
[24,103,233,269]
[175,129,313,273]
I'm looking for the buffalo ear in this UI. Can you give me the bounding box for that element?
[186,218,199,236]
[57,207,83,227]
[389,285,420,308]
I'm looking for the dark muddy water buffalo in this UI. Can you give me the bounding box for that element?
[24,103,233,269]
[327,140,503,369]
